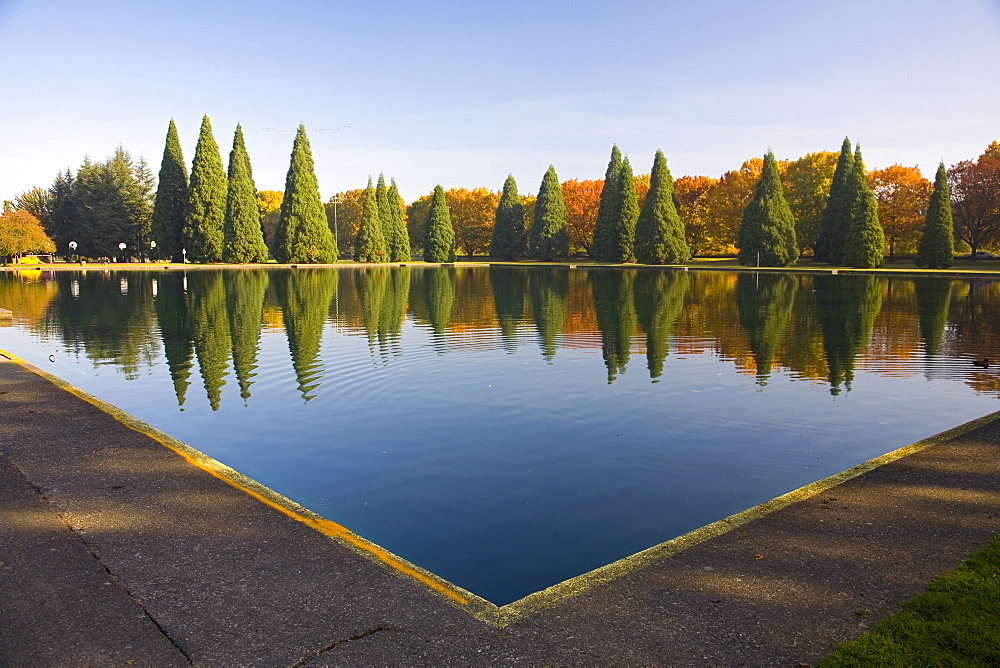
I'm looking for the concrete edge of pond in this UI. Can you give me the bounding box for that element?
[3,346,1000,664]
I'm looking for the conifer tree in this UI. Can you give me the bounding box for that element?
[609,157,639,262]
[591,145,622,262]
[386,178,411,261]
[634,150,690,264]
[223,125,269,263]
[183,116,227,262]
[842,148,885,268]
[528,166,569,261]
[354,177,387,262]
[914,162,955,269]
[490,174,527,260]
[816,137,855,263]
[737,151,798,266]
[374,175,393,260]
[423,185,455,262]
[150,119,188,262]
[274,125,337,263]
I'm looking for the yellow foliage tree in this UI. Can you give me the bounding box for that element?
[561,179,602,253]
[783,151,838,255]
[674,175,717,256]
[0,204,56,259]
[447,187,500,258]
[326,189,364,253]
[868,165,932,259]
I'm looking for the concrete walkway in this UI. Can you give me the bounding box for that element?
[1,354,999,666]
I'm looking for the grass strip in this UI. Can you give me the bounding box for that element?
[819,532,1000,667]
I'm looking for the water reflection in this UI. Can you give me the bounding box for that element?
[2,267,999,410]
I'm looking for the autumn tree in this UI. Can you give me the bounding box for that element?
[406,192,434,254]
[491,174,527,260]
[783,151,837,255]
[223,125,269,263]
[673,175,716,256]
[701,157,765,254]
[0,205,55,259]
[326,189,363,254]
[561,178,601,253]
[528,166,569,261]
[591,145,622,262]
[816,138,856,264]
[448,186,499,258]
[257,190,283,249]
[354,177,387,262]
[915,162,955,269]
[183,116,227,262]
[385,178,411,261]
[273,125,337,263]
[423,185,455,262]
[737,151,798,267]
[949,147,1000,258]
[841,148,884,268]
[868,164,932,259]
[150,119,188,261]
[634,149,690,264]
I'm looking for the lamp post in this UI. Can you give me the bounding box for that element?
[181,248,187,264]
[149,240,156,263]
[68,240,77,263]
[330,196,342,257]
[118,242,127,263]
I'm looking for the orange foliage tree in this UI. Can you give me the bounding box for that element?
[326,189,364,253]
[447,187,499,258]
[561,179,602,252]
[867,165,933,258]
[674,175,717,256]
[0,204,56,259]
[700,158,769,253]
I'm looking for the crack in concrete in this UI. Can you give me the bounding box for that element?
[0,448,195,665]
[294,627,411,666]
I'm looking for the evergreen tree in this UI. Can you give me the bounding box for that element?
[275,268,338,400]
[150,119,188,262]
[223,269,268,401]
[737,150,798,267]
[736,273,796,385]
[528,268,568,360]
[386,178,411,261]
[633,270,689,380]
[273,125,337,263]
[75,148,154,259]
[421,266,456,350]
[354,177,387,262]
[914,278,953,356]
[223,125,269,263]
[154,271,195,407]
[422,185,455,262]
[528,166,569,261]
[634,149,691,264]
[591,269,637,383]
[183,116,227,263]
[816,137,855,263]
[591,145,622,262]
[490,265,529,351]
[187,271,231,410]
[842,148,885,268]
[490,174,527,260]
[608,157,638,262]
[914,162,955,269]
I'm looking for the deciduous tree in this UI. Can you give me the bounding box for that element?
[915,162,955,269]
[701,157,765,254]
[868,164,932,259]
[448,186,498,258]
[561,178,601,253]
[223,125,269,263]
[949,149,1000,258]
[183,116,227,262]
[783,151,837,255]
[0,205,55,258]
[150,119,188,261]
[674,175,716,256]
[274,125,337,263]
[528,166,569,261]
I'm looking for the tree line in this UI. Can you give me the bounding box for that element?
[5,120,999,267]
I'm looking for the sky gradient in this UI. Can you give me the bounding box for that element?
[2,0,999,203]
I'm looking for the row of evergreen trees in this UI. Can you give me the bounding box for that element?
[737,138,954,269]
[151,117,341,264]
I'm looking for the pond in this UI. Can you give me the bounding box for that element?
[0,266,998,605]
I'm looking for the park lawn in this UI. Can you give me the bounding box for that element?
[819,532,1000,667]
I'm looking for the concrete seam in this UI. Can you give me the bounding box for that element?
[0,447,194,665]
[291,627,410,667]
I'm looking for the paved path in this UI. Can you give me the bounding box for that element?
[1,355,999,666]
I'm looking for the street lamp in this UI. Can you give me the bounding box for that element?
[329,196,342,256]
[68,240,77,260]
[182,248,187,264]
[118,242,127,263]
[149,240,156,263]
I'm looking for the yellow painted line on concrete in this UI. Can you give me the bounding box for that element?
[0,349,501,622]
[4,346,999,627]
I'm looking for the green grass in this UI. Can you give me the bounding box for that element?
[819,532,1000,667]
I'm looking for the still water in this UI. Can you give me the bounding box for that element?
[1,266,998,604]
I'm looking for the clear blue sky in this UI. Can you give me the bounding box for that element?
[2,0,998,203]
